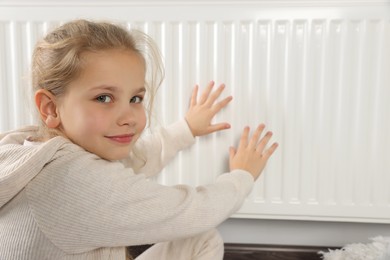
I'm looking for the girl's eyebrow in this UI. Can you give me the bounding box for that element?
[136,87,146,93]
[90,85,146,94]
[90,85,119,92]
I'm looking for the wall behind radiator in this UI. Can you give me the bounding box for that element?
[0,0,389,246]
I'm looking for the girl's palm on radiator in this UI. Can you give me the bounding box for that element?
[185,81,232,137]
[229,124,278,180]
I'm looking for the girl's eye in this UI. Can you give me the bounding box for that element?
[130,96,143,104]
[96,95,113,103]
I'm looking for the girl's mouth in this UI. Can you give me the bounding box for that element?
[105,134,134,144]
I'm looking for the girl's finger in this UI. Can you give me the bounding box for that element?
[212,95,233,113]
[206,122,231,134]
[229,146,236,161]
[189,85,199,107]
[262,142,279,160]
[248,124,265,149]
[204,83,225,107]
[238,126,250,150]
[256,131,273,154]
[198,81,215,104]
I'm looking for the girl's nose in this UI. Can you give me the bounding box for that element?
[117,106,137,127]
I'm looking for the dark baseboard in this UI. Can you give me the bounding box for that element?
[223,243,339,260]
[128,243,339,259]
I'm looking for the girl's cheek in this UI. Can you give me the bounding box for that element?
[82,109,108,132]
[138,107,147,128]
[140,115,147,132]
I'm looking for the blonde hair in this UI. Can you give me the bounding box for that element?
[32,19,164,139]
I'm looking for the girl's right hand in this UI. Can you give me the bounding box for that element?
[229,124,278,180]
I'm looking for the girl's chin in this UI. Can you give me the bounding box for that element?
[100,149,132,161]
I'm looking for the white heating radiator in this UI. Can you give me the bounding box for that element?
[0,0,389,223]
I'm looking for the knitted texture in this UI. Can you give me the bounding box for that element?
[0,120,254,259]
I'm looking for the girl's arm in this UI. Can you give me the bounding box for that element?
[121,119,195,175]
[26,123,276,253]
[121,81,232,176]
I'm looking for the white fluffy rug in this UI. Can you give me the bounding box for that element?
[319,237,390,260]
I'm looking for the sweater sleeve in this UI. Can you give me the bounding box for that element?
[121,119,195,176]
[26,149,254,254]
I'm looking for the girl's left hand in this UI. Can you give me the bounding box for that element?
[185,81,232,137]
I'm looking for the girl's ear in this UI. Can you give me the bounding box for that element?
[35,89,61,128]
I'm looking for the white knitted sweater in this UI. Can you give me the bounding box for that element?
[0,120,254,260]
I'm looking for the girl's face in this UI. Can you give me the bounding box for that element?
[57,49,147,161]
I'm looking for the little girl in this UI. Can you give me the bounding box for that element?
[0,20,278,260]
